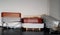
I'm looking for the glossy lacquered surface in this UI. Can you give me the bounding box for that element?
[22,18,43,23]
[1,12,21,17]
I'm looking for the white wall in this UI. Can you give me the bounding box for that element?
[0,0,50,23]
[0,0,50,17]
[50,0,60,20]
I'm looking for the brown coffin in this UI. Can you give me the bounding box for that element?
[1,12,21,17]
[22,18,43,23]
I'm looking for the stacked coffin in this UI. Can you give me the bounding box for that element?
[22,17,44,32]
[1,12,21,28]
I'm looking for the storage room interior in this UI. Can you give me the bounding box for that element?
[0,0,60,35]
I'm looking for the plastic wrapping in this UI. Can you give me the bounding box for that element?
[22,17,44,32]
[22,23,44,28]
[2,17,21,22]
[1,12,21,28]
[41,15,60,31]
[3,22,22,28]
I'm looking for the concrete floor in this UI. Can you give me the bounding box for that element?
[0,28,60,35]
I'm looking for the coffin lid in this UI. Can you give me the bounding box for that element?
[1,12,21,17]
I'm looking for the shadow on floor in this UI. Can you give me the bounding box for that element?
[0,27,60,35]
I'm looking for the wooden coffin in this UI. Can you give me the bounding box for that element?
[22,17,43,32]
[1,12,21,18]
[22,17,43,23]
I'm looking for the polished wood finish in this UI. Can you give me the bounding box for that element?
[1,12,21,17]
[22,18,43,23]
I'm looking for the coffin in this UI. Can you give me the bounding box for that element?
[22,17,43,23]
[22,17,44,32]
[41,15,60,31]
[1,12,21,28]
